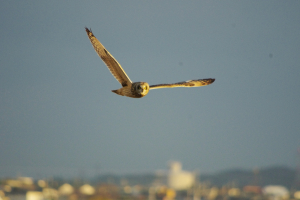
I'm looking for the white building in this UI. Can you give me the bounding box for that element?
[262,185,289,200]
[58,183,74,196]
[167,161,195,190]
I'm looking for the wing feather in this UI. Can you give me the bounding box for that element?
[85,28,132,87]
[149,78,215,90]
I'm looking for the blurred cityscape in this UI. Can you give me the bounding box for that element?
[1,161,300,200]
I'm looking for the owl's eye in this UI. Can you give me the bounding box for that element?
[137,85,141,89]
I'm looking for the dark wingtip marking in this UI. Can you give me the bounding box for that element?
[203,78,215,84]
[85,27,94,36]
[103,49,109,55]
[121,81,128,87]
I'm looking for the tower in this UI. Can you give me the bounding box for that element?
[295,147,300,189]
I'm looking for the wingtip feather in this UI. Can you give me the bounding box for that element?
[85,27,93,37]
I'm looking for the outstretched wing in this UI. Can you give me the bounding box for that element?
[149,78,215,90]
[85,28,132,87]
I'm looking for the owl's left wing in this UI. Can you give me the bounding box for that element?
[85,28,132,87]
[149,78,215,90]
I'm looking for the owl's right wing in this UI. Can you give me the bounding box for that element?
[149,78,215,90]
[85,28,132,87]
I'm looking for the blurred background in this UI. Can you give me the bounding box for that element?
[0,1,300,199]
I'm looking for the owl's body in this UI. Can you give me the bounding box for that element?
[85,28,215,98]
[112,82,149,98]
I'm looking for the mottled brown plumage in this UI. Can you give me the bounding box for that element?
[85,28,215,98]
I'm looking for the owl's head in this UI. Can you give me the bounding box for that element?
[133,82,149,97]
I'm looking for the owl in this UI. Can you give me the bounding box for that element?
[85,28,215,98]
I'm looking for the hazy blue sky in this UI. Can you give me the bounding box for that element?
[1,1,300,178]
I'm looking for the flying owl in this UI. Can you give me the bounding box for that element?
[85,28,215,98]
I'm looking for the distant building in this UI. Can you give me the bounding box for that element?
[58,183,74,196]
[262,185,289,200]
[79,184,95,196]
[26,191,43,200]
[167,161,195,190]
[42,188,58,199]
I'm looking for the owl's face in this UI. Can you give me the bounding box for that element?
[133,82,149,97]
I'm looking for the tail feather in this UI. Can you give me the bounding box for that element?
[111,86,133,97]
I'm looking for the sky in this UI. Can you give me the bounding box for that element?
[1,1,300,179]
